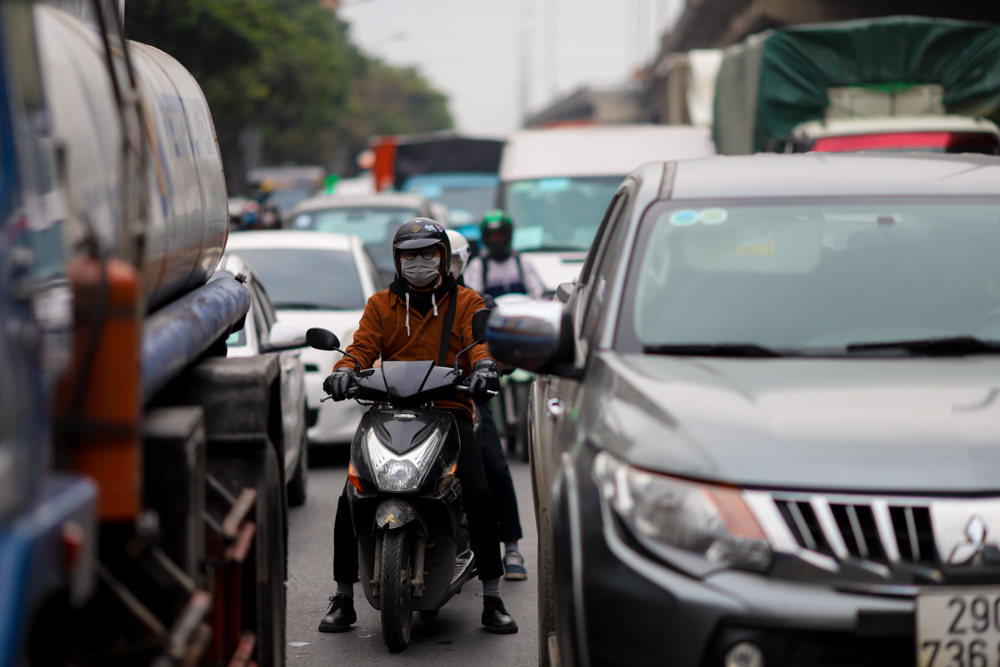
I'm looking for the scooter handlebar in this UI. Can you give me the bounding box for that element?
[321,380,496,401]
[454,385,498,398]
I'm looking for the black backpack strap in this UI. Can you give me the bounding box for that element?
[438,286,459,366]
[514,253,524,285]
[480,255,489,291]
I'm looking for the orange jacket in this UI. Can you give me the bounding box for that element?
[334,282,493,418]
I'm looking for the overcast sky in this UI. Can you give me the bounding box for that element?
[339,0,684,136]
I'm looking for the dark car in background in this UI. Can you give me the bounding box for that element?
[488,154,1000,667]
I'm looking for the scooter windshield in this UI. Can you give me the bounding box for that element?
[375,360,461,399]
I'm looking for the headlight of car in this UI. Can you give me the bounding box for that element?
[366,428,442,492]
[593,451,771,572]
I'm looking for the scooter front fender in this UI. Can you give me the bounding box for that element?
[375,497,419,530]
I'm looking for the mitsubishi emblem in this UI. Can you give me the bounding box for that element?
[948,516,991,565]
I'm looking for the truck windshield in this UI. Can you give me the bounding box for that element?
[500,176,621,252]
[625,198,1000,353]
[433,187,495,225]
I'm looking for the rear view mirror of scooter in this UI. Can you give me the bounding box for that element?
[454,308,491,371]
[471,308,489,344]
[307,327,363,375]
[307,327,340,351]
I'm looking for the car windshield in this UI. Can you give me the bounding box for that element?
[626,198,1000,352]
[289,206,419,270]
[501,176,622,252]
[231,248,365,311]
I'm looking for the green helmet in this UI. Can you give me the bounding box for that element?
[480,209,514,259]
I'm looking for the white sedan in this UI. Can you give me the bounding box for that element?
[225,231,384,446]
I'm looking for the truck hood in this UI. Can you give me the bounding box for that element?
[603,353,1000,493]
[519,251,587,292]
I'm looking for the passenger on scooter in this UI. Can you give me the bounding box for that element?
[319,220,518,634]
[464,210,545,299]
[447,230,528,581]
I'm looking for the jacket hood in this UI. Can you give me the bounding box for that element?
[595,353,1000,493]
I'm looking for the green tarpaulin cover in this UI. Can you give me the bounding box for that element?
[713,16,1000,154]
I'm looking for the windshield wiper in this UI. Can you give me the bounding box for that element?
[845,336,1000,356]
[643,343,787,358]
[272,302,344,311]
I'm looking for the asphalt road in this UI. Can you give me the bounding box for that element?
[286,448,538,666]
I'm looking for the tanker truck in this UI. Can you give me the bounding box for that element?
[1,2,292,665]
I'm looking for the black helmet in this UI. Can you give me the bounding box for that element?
[480,209,514,260]
[392,218,451,280]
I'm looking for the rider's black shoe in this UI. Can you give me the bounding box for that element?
[319,595,356,632]
[482,595,518,634]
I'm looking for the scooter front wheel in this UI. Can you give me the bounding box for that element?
[380,527,413,651]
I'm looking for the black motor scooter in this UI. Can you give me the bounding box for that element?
[306,310,493,652]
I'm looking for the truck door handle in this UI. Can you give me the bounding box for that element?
[546,398,564,419]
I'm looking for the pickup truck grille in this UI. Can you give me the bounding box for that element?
[744,492,1000,586]
[772,497,936,566]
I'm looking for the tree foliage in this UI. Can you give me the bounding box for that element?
[125,0,453,190]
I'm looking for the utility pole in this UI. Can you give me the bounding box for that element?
[519,0,534,126]
[546,0,557,98]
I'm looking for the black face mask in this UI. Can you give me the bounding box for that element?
[486,241,510,260]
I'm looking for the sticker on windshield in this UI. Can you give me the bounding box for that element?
[669,208,729,227]
[669,209,699,226]
[735,230,775,255]
[700,208,728,225]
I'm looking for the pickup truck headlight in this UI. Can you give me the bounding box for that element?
[366,428,442,492]
[593,451,771,572]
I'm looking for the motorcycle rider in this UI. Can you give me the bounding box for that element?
[318,220,518,634]
[464,210,544,299]
[447,230,527,580]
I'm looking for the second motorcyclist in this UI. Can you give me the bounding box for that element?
[319,219,518,634]
[464,210,545,299]
[447,229,527,580]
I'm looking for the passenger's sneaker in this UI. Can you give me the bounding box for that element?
[482,595,518,633]
[503,551,528,580]
[318,595,356,632]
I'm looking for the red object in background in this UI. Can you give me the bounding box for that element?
[810,131,1000,154]
[370,136,398,191]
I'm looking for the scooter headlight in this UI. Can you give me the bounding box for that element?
[366,428,442,492]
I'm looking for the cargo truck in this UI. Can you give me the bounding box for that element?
[713,16,1000,155]
[370,131,504,235]
[1,2,292,665]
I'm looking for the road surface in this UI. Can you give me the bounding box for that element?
[286,450,538,666]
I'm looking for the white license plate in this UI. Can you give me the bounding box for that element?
[917,588,1000,667]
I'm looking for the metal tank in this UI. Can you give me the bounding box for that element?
[33,5,228,311]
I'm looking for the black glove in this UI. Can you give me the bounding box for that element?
[323,369,355,401]
[467,360,500,402]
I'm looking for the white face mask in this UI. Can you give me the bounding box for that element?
[400,256,441,287]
